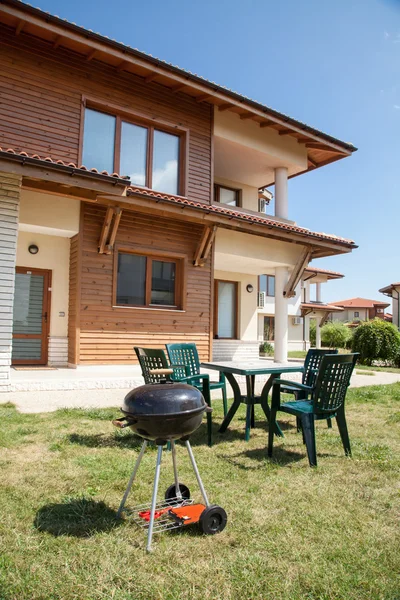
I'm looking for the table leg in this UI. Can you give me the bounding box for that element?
[260,374,284,437]
[245,376,253,442]
[250,375,255,428]
[219,371,242,434]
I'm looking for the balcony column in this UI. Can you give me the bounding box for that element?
[315,317,322,349]
[316,282,322,302]
[274,267,289,362]
[274,167,288,219]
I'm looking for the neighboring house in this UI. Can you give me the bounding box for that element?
[0,1,357,390]
[257,266,344,351]
[379,283,400,328]
[330,298,390,322]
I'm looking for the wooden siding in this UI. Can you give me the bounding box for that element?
[75,203,212,364]
[68,234,80,365]
[0,25,212,205]
[0,171,21,389]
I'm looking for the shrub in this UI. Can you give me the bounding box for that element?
[259,342,274,355]
[352,319,400,365]
[321,321,352,349]
[310,320,316,347]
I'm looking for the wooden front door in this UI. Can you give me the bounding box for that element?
[12,267,51,365]
[214,280,238,339]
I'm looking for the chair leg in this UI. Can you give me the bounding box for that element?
[327,418,332,429]
[296,416,302,433]
[222,384,228,418]
[203,379,212,448]
[301,414,317,467]
[336,407,351,457]
[251,404,255,428]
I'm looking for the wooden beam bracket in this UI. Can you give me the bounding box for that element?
[193,225,217,266]
[283,247,312,298]
[98,207,122,254]
[319,311,331,327]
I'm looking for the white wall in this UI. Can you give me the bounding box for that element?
[19,190,80,237]
[332,308,367,322]
[214,176,259,212]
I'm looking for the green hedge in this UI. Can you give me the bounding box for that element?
[352,319,400,365]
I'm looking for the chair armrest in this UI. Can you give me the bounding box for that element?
[173,373,210,384]
[273,379,313,392]
[218,372,226,384]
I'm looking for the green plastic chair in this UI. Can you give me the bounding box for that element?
[134,347,213,447]
[166,343,228,417]
[268,353,358,467]
[279,348,338,430]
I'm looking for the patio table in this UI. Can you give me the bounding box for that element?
[200,361,304,441]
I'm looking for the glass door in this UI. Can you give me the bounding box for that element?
[214,280,238,339]
[12,268,51,365]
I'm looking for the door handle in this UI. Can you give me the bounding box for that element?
[43,312,48,323]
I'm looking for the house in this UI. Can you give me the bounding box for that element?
[0,0,357,390]
[379,283,400,328]
[255,266,344,353]
[329,298,390,323]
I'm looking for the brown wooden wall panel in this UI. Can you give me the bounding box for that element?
[68,234,79,365]
[0,25,212,204]
[76,203,212,364]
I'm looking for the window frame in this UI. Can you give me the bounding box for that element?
[258,274,275,297]
[80,97,188,196]
[113,247,186,311]
[214,183,242,207]
[213,279,238,340]
[354,311,360,318]
[263,316,275,341]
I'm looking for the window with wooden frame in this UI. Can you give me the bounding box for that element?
[259,274,275,297]
[82,106,185,195]
[115,250,184,309]
[214,184,241,207]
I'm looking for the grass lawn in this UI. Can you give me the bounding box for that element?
[0,384,399,600]
[355,364,400,375]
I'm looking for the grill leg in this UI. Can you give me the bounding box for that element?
[185,440,210,507]
[117,440,148,518]
[146,445,163,553]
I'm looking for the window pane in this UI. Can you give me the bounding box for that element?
[267,276,275,297]
[219,187,238,206]
[152,130,179,194]
[217,281,236,338]
[120,122,148,185]
[151,260,176,305]
[264,317,275,341]
[259,275,267,294]
[116,253,146,305]
[82,108,116,173]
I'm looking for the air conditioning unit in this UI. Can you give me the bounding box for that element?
[258,197,267,214]
[292,316,303,326]
[258,291,266,308]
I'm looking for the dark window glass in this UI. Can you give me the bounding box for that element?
[116,253,146,305]
[152,130,180,194]
[259,275,275,296]
[264,316,275,341]
[259,275,267,294]
[82,108,116,173]
[215,185,239,206]
[151,260,176,306]
[120,122,148,185]
[268,275,275,297]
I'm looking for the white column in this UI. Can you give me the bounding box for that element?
[315,317,322,349]
[274,267,289,362]
[316,282,322,302]
[0,172,21,391]
[303,316,310,350]
[305,281,311,303]
[274,167,288,219]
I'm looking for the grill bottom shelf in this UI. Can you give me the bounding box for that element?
[123,497,195,533]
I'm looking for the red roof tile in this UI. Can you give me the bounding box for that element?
[330,297,390,308]
[0,147,130,183]
[304,266,344,278]
[126,186,356,248]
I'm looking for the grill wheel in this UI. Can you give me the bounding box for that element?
[199,505,228,535]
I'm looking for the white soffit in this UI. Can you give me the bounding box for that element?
[18,223,78,238]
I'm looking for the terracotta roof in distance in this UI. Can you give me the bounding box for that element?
[330,297,390,309]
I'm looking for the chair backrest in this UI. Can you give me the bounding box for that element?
[166,343,200,377]
[134,347,171,384]
[313,353,358,414]
[303,348,338,387]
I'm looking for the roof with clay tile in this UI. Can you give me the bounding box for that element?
[301,302,344,312]
[330,297,390,309]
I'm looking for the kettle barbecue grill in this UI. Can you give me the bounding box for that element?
[113,373,227,551]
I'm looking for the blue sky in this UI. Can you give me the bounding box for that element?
[30,0,400,304]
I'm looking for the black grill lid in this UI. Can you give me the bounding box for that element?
[121,381,205,417]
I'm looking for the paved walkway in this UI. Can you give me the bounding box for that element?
[1,367,399,414]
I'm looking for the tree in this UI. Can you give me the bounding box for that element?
[352,319,400,365]
[321,321,352,349]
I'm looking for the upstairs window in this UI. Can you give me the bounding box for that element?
[82,107,182,195]
[116,251,181,309]
[214,184,241,207]
[259,274,275,297]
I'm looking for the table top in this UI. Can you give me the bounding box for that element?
[200,361,304,376]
